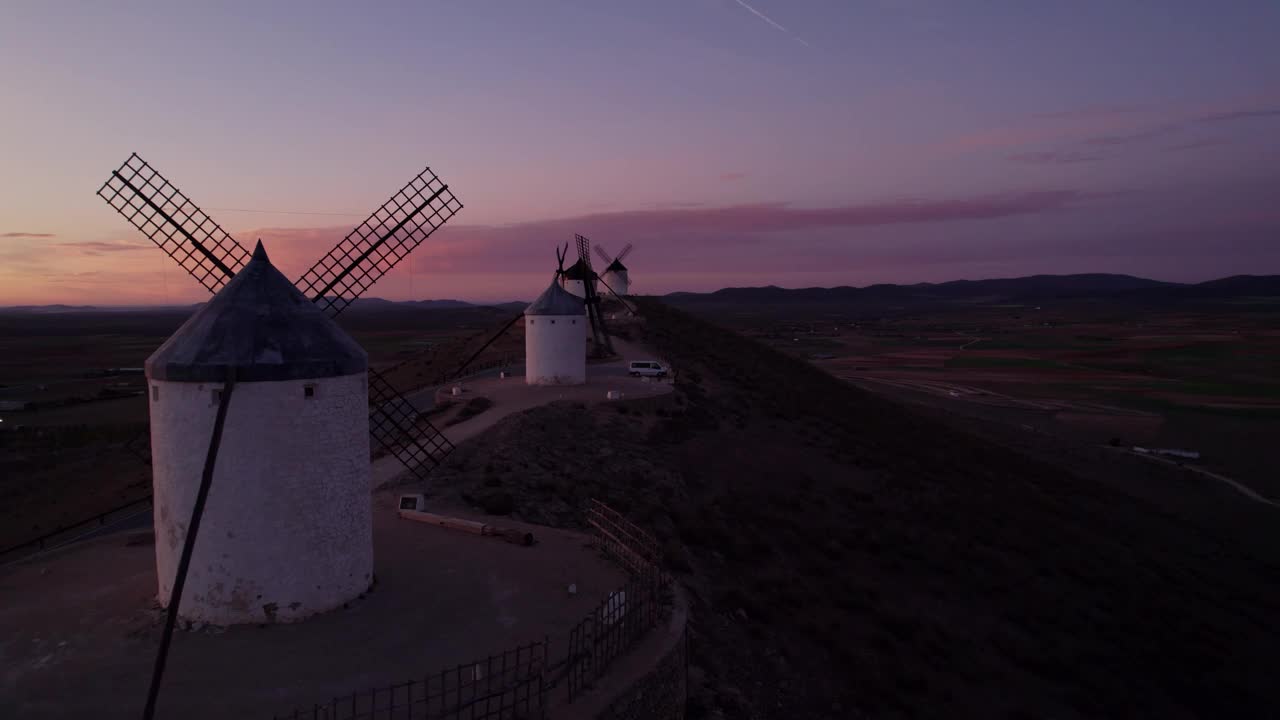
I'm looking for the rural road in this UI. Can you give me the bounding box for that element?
[1106,446,1280,509]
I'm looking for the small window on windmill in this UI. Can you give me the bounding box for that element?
[151,385,159,402]
[304,384,316,399]
[550,319,556,324]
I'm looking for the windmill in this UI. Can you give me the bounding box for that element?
[524,246,587,385]
[574,233,614,358]
[97,153,462,484]
[559,255,591,299]
[593,242,633,298]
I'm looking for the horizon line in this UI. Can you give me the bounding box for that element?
[3,270,1275,310]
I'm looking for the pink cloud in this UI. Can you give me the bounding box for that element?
[1082,123,1183,147]
[56,240,153,255]
[1030,105,1148,120]
[237,189,1086,278]
[2,232,56,238]
[1198,108,1280,124]
[718,171,748,182]
[940,96,1280,156]
[1008,150,1104,165]
[1165,138,1229,152]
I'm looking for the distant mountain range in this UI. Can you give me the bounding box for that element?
[663,274,1280,305]
[6,274,1279,314]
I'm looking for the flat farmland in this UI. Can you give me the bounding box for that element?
[688,299,1280,499]
[0,305,520,550]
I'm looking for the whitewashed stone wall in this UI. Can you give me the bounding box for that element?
[601,270,629,297]
[561,277,587,298]
[525,314,586,385]
[148,371,372,625]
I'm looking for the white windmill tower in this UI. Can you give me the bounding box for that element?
[559,256,591,298]
[594,242,633,297]
[146,242,372,625]
[97,153,463,627]
[525,246,587,385]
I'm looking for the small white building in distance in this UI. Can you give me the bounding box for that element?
[145,241,372,625]
[559,257,591,298]
[524,279,586,385]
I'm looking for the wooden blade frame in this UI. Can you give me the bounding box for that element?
[368,368,454,481]
[593,244,614,266]
[575,233,614,356]
[97,154,462,483]
[96,153,250,294]
[297,167,462,318]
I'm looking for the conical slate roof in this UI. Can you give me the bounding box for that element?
[146,241,368,382]
[605,258,628,273]
[562,257,591,280]
[525,278,585,316]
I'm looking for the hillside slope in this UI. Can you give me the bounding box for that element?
[426,300,1280,719]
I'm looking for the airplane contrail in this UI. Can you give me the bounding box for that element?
[731,0,812,47]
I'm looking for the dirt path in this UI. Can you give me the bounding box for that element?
[1105,446,1280,508]
[372,337,673,489]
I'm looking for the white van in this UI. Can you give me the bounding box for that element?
[628,360,668,378]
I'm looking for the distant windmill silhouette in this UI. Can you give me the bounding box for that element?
[593,242,633,298]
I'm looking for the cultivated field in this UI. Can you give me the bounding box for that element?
[0,305,518,550]
[679,297,1280,500]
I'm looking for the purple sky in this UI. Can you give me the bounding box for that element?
[2,1,1278,304]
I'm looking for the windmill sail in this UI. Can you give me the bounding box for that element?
[594,244,614,267]
[575,233,614,356]
[297,167,462,318]
[368,368,454,481]
[96,153,249,293]
[97,154,464,484]
[298,166,465,481]
[589,242,635,309]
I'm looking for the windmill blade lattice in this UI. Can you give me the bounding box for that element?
[576,233,595,275]
[615,243,633,263]
[297,167,462,318]
[594,244,614,266]
[368,369,454,481]
[96,153,250,293]
[575,233,614,356]
[97,154,463,484]
[301,165,465,480]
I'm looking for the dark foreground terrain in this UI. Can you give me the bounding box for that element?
[667,275,1280,498]
[429,298,1280,719]
[0,304,515,549]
